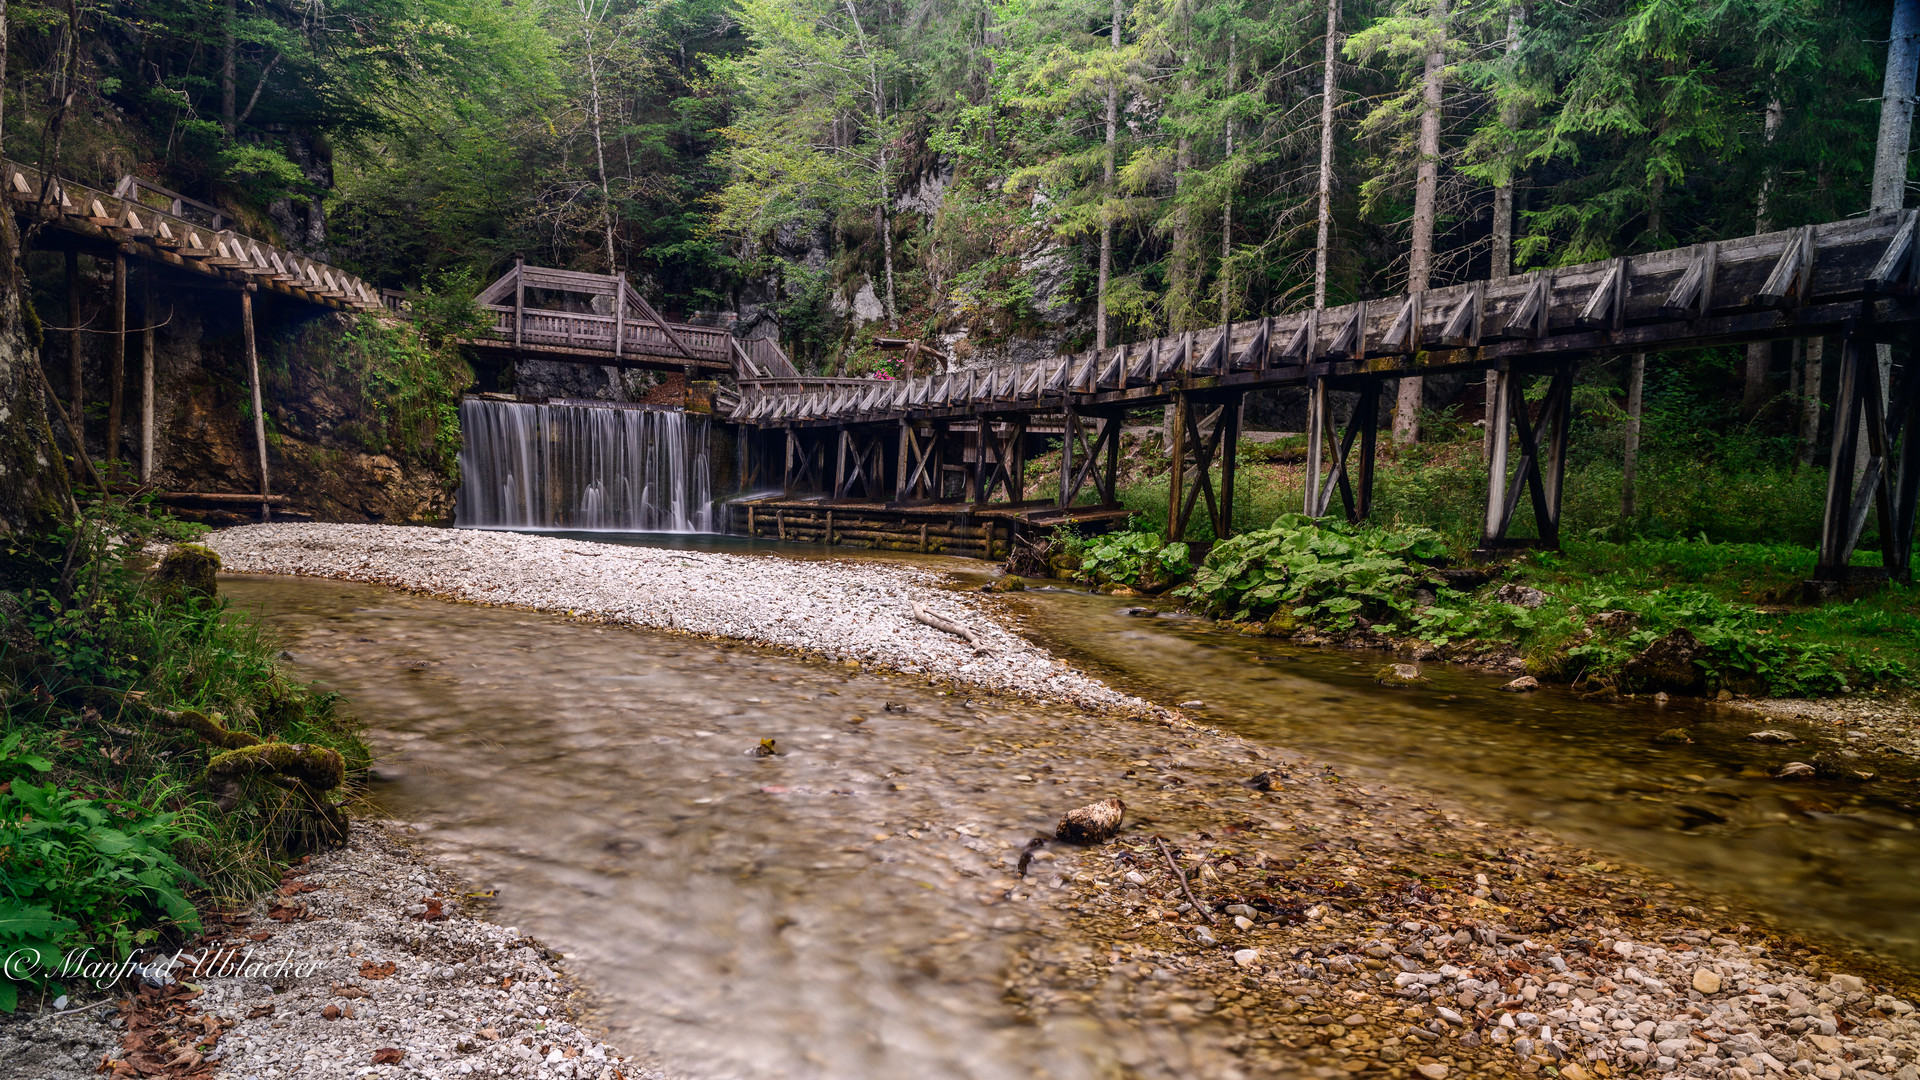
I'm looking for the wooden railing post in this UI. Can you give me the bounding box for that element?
[512,256,525,351]
[242,287,271,521]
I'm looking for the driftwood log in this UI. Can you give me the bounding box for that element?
[911,603,991,654]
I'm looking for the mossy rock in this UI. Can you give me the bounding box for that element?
[983,575,1027,594]
[153,543,221,601]
[1374,663,1430,687]
[1263,611,1301,638]
[1653,728,1694,744]
[1047,550,1082,581]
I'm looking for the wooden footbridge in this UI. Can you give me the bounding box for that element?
[459,259,800,379]
[10,157,384,519]
[729,214,1920,581]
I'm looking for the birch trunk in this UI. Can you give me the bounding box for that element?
[578,0,617,271]
[1312,0,1340,308]
[1800,337,1825,467]
[1393,0,1447,446]
[1741,96,1784,419]
[1097,0,1120,353]
[1220,32,1235,325]
[1621,353,1645,526]
[1872,0,1920,214]
[844,0,896,321]
[1486,3,1519,458]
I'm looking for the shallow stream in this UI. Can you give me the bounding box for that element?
[224,550,1920,1078]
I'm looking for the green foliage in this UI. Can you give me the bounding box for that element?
[1177,514,1449,628]
[0,764,205,1011]
[294,315,472,481]
[1063,529,1191,586]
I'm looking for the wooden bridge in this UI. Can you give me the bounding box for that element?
[730,213,1920,582]
[12,157,385,519]
[460,260,800,380]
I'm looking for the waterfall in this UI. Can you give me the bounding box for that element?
[455,399,715,532]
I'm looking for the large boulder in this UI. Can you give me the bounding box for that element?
[153,543,221,602]
[1623,628,1704,693]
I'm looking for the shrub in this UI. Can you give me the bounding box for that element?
[1177,514,1449,628]
[1065,529,1191,588]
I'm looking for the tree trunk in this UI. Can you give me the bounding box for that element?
[1873,0,1920,214]
[1621,352,1645,526]
[1486,4,1519,459]
[1097,0,1120,353]
[1741,95,1784,420]
[579,0,617,271]
[843,0,896,322]
[1312,0,1340,308]
[1800,336,1824,467]
[0,178,70,531]
[222,0,238,136]
[66,248,81,451]
[1393,0,1447,447]
[1169,74,1193,330]
[1220,32,1235,325]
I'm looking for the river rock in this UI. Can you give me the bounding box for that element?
[1693,969,1723,994]
[1589,609,1639,635]
[1375,664,1429,687]
[1414,1063,1448,1079]
[1775,761,1816,779]
[1055,797,1125,844]
[1746,730,1801,744]
[1493,584,1549,609]
[1623,628,1704,692]
[1499,676,1540,692]
[1233,948,1259,967]
[1654,728,1694,744]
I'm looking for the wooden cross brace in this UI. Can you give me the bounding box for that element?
[834,426,889,501]
[1817,323,1920,581]
[783,429,828,497]
[1304,378,1380,523]
[1059,408,1123,509]
[972,416,1028,506]
[893,419,948,504]
[1481,362,1577,550]
[1167,392,1243,542]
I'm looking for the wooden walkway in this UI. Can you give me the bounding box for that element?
[730,213,1920,582]
[459,260,800,380]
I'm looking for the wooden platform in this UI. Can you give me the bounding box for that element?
[726,496,1131,558]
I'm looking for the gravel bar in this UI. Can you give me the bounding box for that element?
[204,523,1145,713]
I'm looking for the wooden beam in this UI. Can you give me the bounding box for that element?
[107,252,126,468]
[241,289,271,521]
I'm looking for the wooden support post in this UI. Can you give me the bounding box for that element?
[1058,406,1077,509]
[140,267,155,481]
[241,288,271,521]
[107,253,126,467]
[613,272,626,358]
[1352,381,1378,523]
[834,427,850,499]
[1304,377,1327,514]
[1102,413,1120,505]
[747,504,756,537]
[777,510,786,541]
[512,256,525,351]
[1890,348,1920,580]
[1217,394,1243,537]
[1483,365,1514,545]
[895,419,911,502]
[825,509,835,546]
[1818,329,1867,577]
[1167,393,1188,541]
[920,523,929,553]
[66,248,83,452]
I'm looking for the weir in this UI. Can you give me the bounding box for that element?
[455,398,715,532]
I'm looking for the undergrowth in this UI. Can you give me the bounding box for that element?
[0,494,369,1009]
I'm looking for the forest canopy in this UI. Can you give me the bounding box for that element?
[5,0,1906,373]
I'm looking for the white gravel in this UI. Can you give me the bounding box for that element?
[189,822,647,1080]
[204,523,1146,713]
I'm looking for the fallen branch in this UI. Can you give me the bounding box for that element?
[912,602,992,654]
[1157,836,1215,924]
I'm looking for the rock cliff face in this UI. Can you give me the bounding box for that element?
[41,279,463,525]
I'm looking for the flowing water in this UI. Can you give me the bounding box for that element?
[455,399,714,532]
[223,556,1920,1079]
[1001,587,1920,969]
